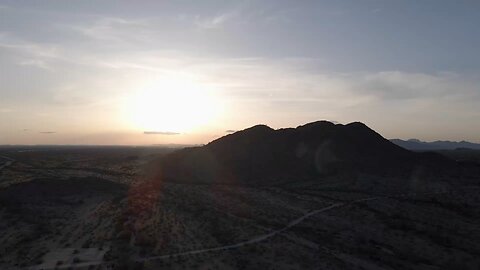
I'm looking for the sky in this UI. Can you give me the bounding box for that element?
[1,0,480,145]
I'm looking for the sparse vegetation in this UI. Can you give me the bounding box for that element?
[0,142,479,269]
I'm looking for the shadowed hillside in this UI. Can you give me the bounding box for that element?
[157,121,454,185]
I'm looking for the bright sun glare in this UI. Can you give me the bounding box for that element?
[127,76,220,133]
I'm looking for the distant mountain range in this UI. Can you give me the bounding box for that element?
[390,139,480,151]
[156,121,454,185]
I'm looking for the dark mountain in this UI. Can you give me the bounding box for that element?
[155,121,454,185]
[391,138,480,150]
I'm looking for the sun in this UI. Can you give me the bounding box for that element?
[127,75,220,133]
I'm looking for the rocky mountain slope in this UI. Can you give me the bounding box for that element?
[157,121,454,185]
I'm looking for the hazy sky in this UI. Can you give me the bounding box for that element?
[1,0,480,145]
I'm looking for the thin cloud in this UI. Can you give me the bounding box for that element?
[195,11,237,29]
[144,131,180,135]
[0,36,59,59]
[225,130,237,133]
[19,59,52,70]
[39,131,56,134]
[71,17,152,43]
[0,34,61,71]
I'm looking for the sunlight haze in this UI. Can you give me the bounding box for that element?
[1,1,480,145]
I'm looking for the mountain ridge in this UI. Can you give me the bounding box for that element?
[391,138,480,150]
[155,121,455,185]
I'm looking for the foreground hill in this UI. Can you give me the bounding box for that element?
[157,121,454,185]
[1,145,479,269]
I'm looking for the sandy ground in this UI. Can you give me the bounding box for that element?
[30,247,109,270]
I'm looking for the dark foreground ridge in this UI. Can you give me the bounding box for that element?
[157,121,458,185]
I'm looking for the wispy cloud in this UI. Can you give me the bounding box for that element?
[195,11,237,29]
[40,131,56,134]
[19,59,52,70]
[225,130,237,133]
[0,33,61,71]
[71,17,152,42]
[144,131,180,135]
[0,35,59,59]
[357,71,479,100]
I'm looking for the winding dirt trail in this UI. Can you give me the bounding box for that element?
[31,195,384,269]
[34,192,443,268]
[137,196,382,262]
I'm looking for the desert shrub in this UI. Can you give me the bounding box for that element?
[135,232,155,247]
[117,230,131,240]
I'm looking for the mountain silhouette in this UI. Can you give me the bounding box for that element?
[391,138,480,150]
[154,121,456,185]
